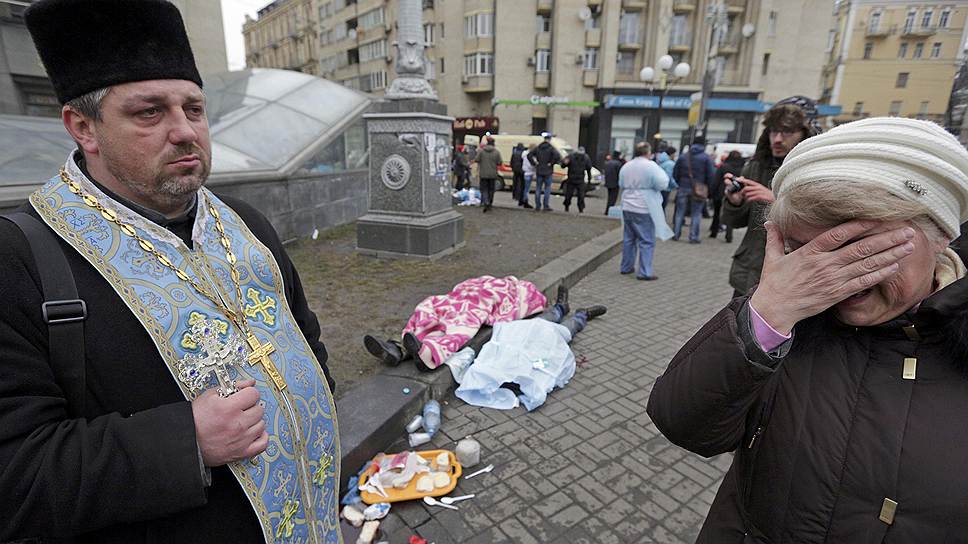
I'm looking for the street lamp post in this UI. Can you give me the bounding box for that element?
[640,55,691,151]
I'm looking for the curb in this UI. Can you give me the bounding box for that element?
[335,224,624,493]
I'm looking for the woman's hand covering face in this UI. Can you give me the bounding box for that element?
[749,220,918,334]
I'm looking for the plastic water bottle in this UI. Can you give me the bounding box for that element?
[422,400,441,437]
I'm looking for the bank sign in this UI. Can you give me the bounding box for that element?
[604,94,842,116]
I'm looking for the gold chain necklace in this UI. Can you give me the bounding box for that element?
[59,169,288,391]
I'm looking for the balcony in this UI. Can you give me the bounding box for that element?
[536,31,552,50]
[726,0,745,14]
[622,0,647,9]
[587,0,603,6]
[462,74,493,93]
[901,25,936,38]
[673,0,696,13]
[463,36,494,54]
[585,28,601,47]
[865,24,891,38]
[718,39,739,55]
[537,0,553,14]
[534,71,550,89]
[618,38,641,50]
[668,43,691,53]
[583,69,599,87]
[669,32,691,53]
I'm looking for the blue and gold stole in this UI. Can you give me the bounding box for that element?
[31,156,341,543]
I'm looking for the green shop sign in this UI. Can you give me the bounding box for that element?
[493,95,600,107]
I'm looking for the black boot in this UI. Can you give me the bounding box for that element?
[575,305,607,321]
[363,335,404,366]
[403,332,433,372]
[556,284,569,305]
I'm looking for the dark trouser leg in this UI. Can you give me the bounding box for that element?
[605,187,619,214]
[537,303,569,323]
[481,178,495,207]
[514,171,525,201]
[576,183,586,212]
[561,311,589,339]
[563,182,575,210]
[710,197,723,237]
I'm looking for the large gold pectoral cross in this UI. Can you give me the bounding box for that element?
[246,333,287,391]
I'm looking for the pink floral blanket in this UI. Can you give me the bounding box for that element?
[403,276,547,369]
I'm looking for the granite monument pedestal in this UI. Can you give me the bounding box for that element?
[357,100,464,259]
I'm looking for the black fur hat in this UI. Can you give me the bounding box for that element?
[25,0,203,104]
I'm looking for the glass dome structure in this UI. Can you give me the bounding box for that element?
[0,68,374,207]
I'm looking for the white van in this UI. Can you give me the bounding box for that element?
[486,134,604,193]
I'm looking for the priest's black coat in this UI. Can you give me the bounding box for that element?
[0,195,334,543]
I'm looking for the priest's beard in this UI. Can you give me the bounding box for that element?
[100,143,211,214]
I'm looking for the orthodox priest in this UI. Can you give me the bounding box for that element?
[0,1,340,542]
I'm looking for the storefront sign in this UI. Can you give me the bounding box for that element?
[453,116,500,132]
[603,94,842,115]
[492,97,600,107]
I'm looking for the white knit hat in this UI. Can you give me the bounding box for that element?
[772,117,968,238]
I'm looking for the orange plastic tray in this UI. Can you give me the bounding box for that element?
[359,449,463,504]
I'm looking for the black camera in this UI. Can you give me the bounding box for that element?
[726,179,743,194]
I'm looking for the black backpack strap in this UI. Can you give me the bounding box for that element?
[2,212,86,418]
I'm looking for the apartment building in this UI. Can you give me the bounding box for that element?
[0,0,226,117]
[822,0,968,125]
[244,0,320,75]
[247,0,836,158]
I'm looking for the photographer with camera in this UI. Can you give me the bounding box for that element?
[710,150,745,243]
[722,96,822,298]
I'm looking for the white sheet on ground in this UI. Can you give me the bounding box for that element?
[454,319,575,411]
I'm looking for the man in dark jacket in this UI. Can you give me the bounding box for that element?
[710,150,745,242]
[1,1,339,542]
[474,136,503,212]
[672,135,715,243]
[561,146,592,213]
[603,150,623,215]
[527,131,561,212]
[510,143,526,205]
[452,144,470,189]
[722,96,822,297]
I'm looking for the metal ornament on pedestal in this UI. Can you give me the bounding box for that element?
[356,0,464,259]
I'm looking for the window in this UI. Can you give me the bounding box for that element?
[358,39,386,62]
[869,11,881,33]
[463,53,493,75]
[583,48,599,70]
[319,2,333,20]
[584,13,600,30]
[536,14,551,33]
[895,72,909,88]
[424,58,435,79]
[918,101,929,118]
[921,9,932,28]
[931,42,941,58]
[464,12,494,37]
[360,70,386,91]
[863,42,873,59]
[670,15,690,47]
[619,11,640,44]
[904,10,915,33]
[616,51,635,74]
[535,49,551,72]
[852,101,864,116]
[440,23,444,38]
[898,43,908,58]
[358,7,384,30]
[768,11,777,37]
[914,42,923,58]
[762,52,770,75]
[889,100,902,116]
[424,23,434,45]
[940,9,951,28]
[439,57,444,74]
[826,30,836,52]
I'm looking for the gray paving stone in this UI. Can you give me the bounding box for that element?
[376,232,742,540]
